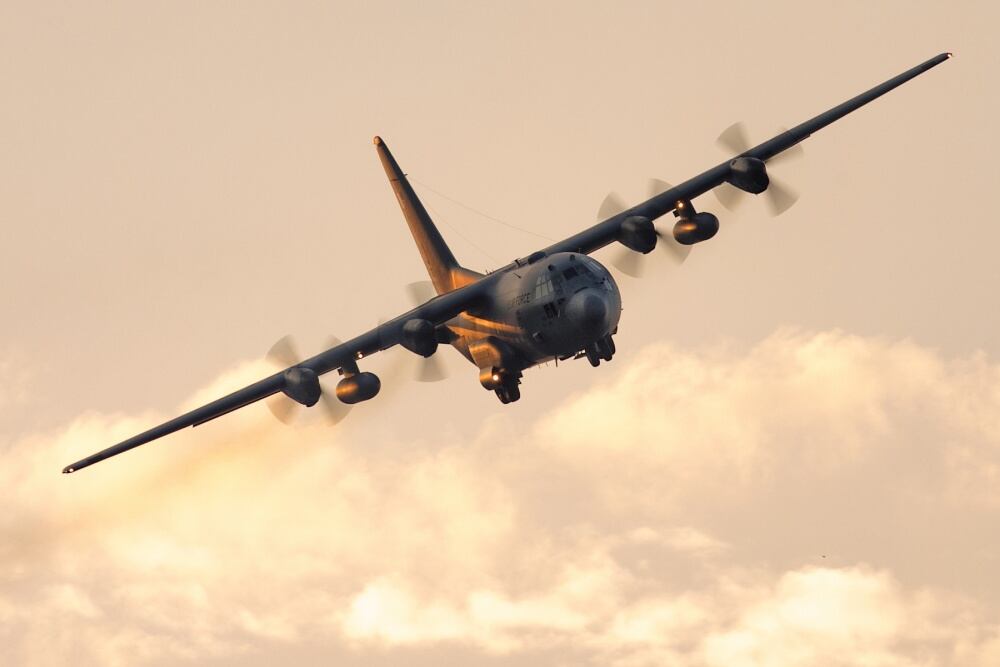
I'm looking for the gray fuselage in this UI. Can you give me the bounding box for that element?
[446,252,622,371]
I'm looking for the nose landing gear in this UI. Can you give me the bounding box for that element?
[583,335,616,367]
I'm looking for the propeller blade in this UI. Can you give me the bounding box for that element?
[716,123,804,216]
[712,121,752,211]
[604,190,645,277]
[318,336,354,423]
[647,178,672,198]
[769,137,805,166]
[318,379,351,424]
[265,334,301,423]
[266,335,301,369]
[765,177,800,216]
[405,281,436,306]
[610,246,646,278]
[265,334,355,425]
[416,355,447,382]
[715,124,752,211]
[713,182,747,212]
[396,288,450,382]
[603,180,691,276]
[266,395,300,425]
[598,192,629,219]
[646,179,690,266]
[717,122,752,155]
[657,229,691,264]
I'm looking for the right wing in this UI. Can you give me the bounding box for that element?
[62,282,489,474]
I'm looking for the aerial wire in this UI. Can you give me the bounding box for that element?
[418,196,502,268]
[409,176,556,242]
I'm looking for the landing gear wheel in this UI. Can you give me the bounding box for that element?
[596,337,614,362]
[505,381,520,402]
[494,377,521,404]
[585,344,601,367]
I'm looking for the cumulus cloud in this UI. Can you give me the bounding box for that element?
[3,329,1000,666]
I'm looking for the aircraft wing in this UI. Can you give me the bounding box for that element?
[535,52,952,258]
[62,283,488,473]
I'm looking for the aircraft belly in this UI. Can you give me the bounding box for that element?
[445,309,544,369]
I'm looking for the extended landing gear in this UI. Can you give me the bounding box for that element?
[583,335,616,367]
[480,366,523,404]
[495,378,521,404]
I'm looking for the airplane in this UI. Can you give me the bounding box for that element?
[62,52,952,474]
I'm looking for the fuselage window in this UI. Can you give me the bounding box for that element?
[533,275,554,299]
[562,267,579,280]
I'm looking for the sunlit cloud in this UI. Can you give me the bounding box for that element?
[3,329,1000,665]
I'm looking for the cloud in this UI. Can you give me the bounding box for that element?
[3,329,1000,665]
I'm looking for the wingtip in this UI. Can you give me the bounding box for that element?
[62,465,75,474]
[945,52,954,59]
[373,135,383,146]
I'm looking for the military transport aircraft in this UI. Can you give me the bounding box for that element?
[63,53,952,474]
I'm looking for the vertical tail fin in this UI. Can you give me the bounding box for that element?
[374,136,480,294]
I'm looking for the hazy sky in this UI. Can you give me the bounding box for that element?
[2,1,999,665]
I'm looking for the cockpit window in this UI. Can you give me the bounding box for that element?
[533,274,554,299]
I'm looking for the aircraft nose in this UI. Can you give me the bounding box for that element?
[564,288,609,335]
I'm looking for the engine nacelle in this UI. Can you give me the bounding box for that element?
[673,212,720,245]
[727,157,769,194]
[616,216,657,254]
[281,367,321,407]
[336,372,381,404]
[401,318,438,357]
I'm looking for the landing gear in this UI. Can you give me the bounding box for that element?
[598,335,616,360]
[481,367,522,404]
[495,379,521,404]
[584,335,616,367]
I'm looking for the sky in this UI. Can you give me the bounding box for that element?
[2,1,999,665]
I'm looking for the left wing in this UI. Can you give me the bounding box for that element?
[528,53,952,261]
[62,282,490,473]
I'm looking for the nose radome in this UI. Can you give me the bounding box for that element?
[565,289,608,335]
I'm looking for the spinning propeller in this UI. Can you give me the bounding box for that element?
[264,335,352,425]
[375,281,449,390]
[599,178,691,278]
[714,122,805,216]
[400,281,448,382]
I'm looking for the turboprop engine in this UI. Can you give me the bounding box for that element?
[726,156,769,194]
[281,367,321,406]
[616,215,657,253]
[400,318,439,357]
